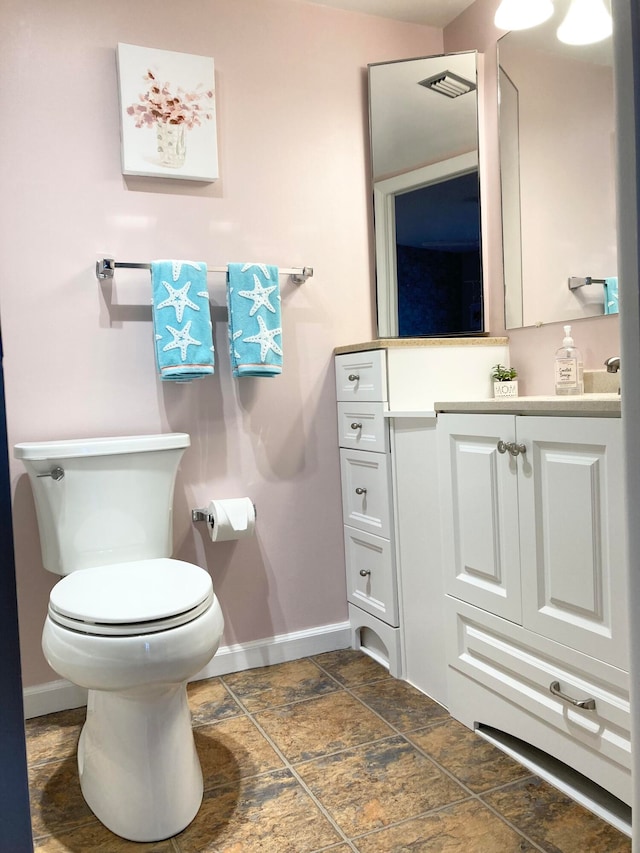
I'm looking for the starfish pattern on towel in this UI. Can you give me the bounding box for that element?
[238,274,278,316]
[171,261,203,282]
[243,315,282,362]
[157,281,200,323]
[162,321,202,361]
[240,263,271,278]
[230,328,243,361]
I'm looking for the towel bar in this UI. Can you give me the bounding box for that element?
[96,258,313,284]
[568,276,607,290]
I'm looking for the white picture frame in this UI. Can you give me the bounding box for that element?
[116,43,218,182]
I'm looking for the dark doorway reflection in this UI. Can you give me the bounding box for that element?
[395,171,483,337]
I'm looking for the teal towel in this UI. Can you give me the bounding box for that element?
[604,276,619,315]
[151,260,214,382]
[227,263,282,377]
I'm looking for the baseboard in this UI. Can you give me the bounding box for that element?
[23,620,351,719]
[194,619,351,680]
[23,679,89,720]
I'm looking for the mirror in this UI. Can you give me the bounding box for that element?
[498,2,617,329]
[369,52,484,338]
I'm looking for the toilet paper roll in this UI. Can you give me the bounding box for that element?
[207,498,256,542]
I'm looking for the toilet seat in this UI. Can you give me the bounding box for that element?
[48,558,214,637]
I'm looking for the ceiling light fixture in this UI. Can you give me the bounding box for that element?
[494,0,554,30]
[557,0,613,44]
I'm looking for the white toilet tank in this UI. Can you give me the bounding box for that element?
[14,433,190,576]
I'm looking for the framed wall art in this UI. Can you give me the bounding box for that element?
[116,43,219,182]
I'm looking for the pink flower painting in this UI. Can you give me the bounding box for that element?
[127,71,214,130]
[117,44,218,181]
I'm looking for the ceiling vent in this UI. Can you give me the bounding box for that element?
[418,70,476,98]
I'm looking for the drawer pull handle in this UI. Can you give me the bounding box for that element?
[549,680,596,711]
[348,374,360,382]
[351,422,363,430]
[359,569,371,577]
[355,487,367,495]
[497,440,527,457]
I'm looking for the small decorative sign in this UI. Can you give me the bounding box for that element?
[117,43,218,182]
[494,380,518,398]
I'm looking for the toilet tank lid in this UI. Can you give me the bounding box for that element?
[14,432,190,460]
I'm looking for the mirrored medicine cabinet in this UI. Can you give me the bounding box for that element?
[368,51,484,338]
[498,0,617,329]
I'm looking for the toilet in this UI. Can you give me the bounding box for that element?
[14,432,224,843]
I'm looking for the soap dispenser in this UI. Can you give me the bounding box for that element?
[554,325,584,395]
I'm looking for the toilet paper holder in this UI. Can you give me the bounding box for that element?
[191,508,212,523]
[191,504,257,524]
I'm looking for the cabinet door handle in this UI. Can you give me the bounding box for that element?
[348,374,360,382]
[355,487,367,495]
[351,422,363,430]
[549,680,596,711]
[359,569,371,577]
[496,440,527,457]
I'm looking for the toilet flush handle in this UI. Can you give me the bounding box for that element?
[37,466,65,481]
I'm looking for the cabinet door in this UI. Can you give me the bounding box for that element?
[517,417,628,670]
[438,413,522,623]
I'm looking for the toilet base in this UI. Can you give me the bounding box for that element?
[78,681,203,842]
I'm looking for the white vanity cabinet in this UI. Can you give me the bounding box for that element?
[439,412,631,806]
[335,349,402,676]
[334,339,511,697]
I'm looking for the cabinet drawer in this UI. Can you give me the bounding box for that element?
[337,402,389,453]
[344,525,398,626]
[335,351,387,402]
[340,448,392,538]
[446,597,631,774]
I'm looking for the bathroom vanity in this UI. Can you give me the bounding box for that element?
[437,398,630,812]
[334,343,629,815]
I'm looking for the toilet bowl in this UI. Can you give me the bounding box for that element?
[15,434,224,842]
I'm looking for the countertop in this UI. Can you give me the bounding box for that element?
[433,393,621,417]
[334,337,509,355]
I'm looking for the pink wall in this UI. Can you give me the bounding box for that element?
[0,0,442,687]
[445,0,620,394]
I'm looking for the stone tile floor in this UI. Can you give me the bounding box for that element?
[26,650,631,852]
